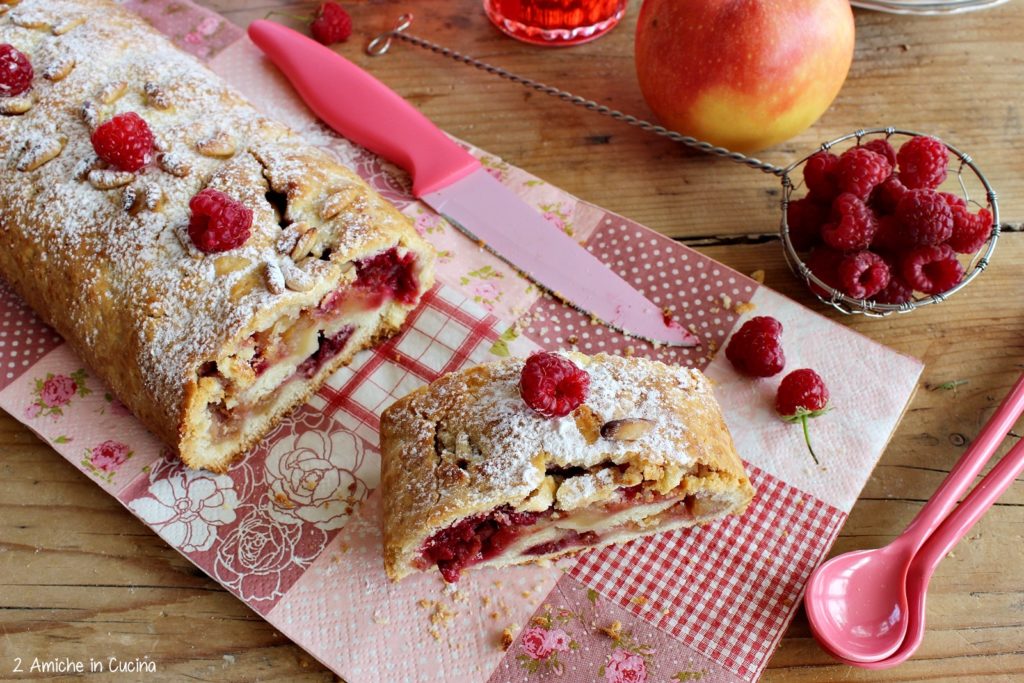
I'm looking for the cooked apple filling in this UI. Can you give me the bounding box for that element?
[415,468,735,582]
[197,247,420,443]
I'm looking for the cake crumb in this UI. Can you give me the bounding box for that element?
[734,301,755,315]
[720,294,732,310]
[600,620,623,641]
[482,596,492,607]
[500,627,516,650]
[372,608,390,625]
[489,611,500,620]
[430,602,456,628]
[751,269,765,283]
[624,345,636,357]
[631,596,648,606]
[417,599,434,609]
[662,609,672,617]
[429,628,441,641]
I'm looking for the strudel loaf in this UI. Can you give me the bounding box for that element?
[380,352,754,582]
[0,0,434,470]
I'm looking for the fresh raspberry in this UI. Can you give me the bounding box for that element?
[188,188,253,253]
[870,176,909,216]
[775,368,830,465]
[862,138,897,167]
[786,196,827,251]
[803,152,839,200]
[871,215,908,253]
[90,112,155,172]
[838,250,891,300]
[938,192,967,209]
[873,273,914,305]
[947,206,992,254]
[804,247,844,292]
[519,352,590,418]
[725,316,785,378]
[822,193,877,251]
[901,244,963,294]
[0,44,33,98]
[897,135,948,190]
[896,189,953,246]
[835,147,892,200]
[311,2,352,44]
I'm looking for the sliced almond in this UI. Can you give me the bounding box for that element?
[42,55,75,82]
[600,418,655,442]
[196,130,236,158]
[319,185,363,221]
[10,9,48,28]
[72,155,101,181]
[17,135,66,172]
[263,261,285,295]
[87,169,134,190]
[142,182,164,211]
[80,100,98,129]
[97,80,128,105]
[0,96,32,115]
[290,225,319,261]
[51,15,85,35]
[143,81,172,110]
[121,185,140,214]
[281,260,313,292]
[157,152,191,178]
[214,255,251,276]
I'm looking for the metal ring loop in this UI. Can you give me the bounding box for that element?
[366,13,413,56]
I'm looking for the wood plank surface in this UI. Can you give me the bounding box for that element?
[2,0,1023,681]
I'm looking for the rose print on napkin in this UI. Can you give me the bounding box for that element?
[81,440,133,483]
[264,428,371,531]
[212,504,327,605]
[128,463,239,553]
[26,369,90,419]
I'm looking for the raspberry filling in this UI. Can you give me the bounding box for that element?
[354,247,420,305]
[421,506,543,583]
[298,325,355,378]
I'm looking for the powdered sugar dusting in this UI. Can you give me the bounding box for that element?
[0,0,404,433]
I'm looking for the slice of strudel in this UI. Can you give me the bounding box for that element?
[0,0,434,470]
[380,352,754,582]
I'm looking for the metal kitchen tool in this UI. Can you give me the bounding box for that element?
[366,15,1002,318]
[248,19,698,347]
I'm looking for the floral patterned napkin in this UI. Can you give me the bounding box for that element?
[0,4,924,682]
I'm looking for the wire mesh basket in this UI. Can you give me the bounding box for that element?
[779,128,1000,317]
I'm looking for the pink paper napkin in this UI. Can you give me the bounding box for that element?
[0,4,923,681]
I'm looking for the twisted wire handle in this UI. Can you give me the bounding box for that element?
[367,14,787,176]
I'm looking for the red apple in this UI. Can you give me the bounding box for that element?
[635,0,855,153]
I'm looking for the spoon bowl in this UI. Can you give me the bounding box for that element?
[805,541,913,662]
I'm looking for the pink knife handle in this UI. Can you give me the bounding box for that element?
[898,371,1024,553]
[247,19,480,197]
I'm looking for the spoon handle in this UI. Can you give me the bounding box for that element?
[900,371,1024,552]
[914,434,1024,572]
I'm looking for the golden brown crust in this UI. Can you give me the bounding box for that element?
[0,0,434,468]
[380,352,754,581]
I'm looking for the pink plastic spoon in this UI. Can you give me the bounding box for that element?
[816,432,1024,668]
[804,372,1024,663]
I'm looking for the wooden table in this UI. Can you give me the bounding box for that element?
[2,1,1022,680]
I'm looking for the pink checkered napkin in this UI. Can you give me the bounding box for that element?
[0,4,924,682]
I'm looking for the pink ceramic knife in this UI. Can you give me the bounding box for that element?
[248,20,698,347]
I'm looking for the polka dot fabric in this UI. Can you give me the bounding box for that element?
[0,281,64,392]
[523,216,758,369]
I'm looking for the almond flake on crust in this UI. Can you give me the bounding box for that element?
[196,129,236,158]
[42,55,75,82]
[157,151,191,177]
[87,168,134,190]
[97,80,128,105]
[263,260,285,295]
[17,134,66,172]
[319,185,363,221]
[80,100,98,129]
[51,15,85,35]
[0,96,32,115]
[143,81,172,110]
